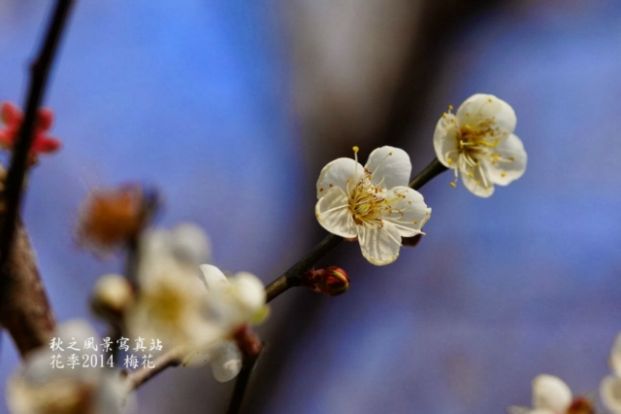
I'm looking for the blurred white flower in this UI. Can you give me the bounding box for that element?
[7,320,133,414]
[183,264,267,382]
[126,224,217,353]
[509,374,595,414]
[433,93,527,197]
[200,264,267,330]
[206,340,243,383]
[139,222,211,268]
[601,334,621,413]
[91,274,134,320]
[315,145,431,265]
[530,374,572,413]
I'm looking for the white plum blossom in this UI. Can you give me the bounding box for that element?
[183,264,268,382]
[529,374,573,414]
[200,264,268,330]
[508,374,593,414]
[7,320,133,414]
[601,334,621,413]
[433,93,527,197]
[125,224,218,354]
[315,146,431,266]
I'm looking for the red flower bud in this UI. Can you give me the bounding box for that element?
[567,397,595,414]
[0,101,61,164]
[232,325,263,357]
[304,266,350,296]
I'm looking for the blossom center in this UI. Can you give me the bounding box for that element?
[458,122,501,162]
[146,283,186,324]
[348,177,386,226]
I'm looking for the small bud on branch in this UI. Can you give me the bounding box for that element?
[303,266,350,296]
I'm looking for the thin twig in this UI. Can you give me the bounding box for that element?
[226,349,262,414]
[0,0,75,274]
[126,348,183,390]
[265,234,341,302]
[409,158,447,189]
[265,157,447,303]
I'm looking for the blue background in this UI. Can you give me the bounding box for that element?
[1,1,621,413]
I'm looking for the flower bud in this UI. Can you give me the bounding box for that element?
[232,325,262,358]
[77,185,159,253]
[91,274,134,320]
[567,398,595,414]
[304,266,350,296]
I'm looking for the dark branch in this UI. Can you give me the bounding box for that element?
[409,158,447,189]
[0,0,75,274]
[226,349,262,414]
[265,234,341,303]
[0,0,74,358]
[126,348,183,390]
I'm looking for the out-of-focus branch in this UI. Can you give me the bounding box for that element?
[0,214,55,357]
[0,0,74,271]
[0,0,75,357]
[126,348,183,390]
[226,349,262,414]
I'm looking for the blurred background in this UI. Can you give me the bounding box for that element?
[1,0,621,413]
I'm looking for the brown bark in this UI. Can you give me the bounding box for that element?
[0,219,55,357]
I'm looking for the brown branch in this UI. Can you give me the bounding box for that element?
[126,348,183,390]
[0,0,74,358]
[265,234,341,302]
[0,217,55,357]
[0,0,75,272]
[226,349,262,414]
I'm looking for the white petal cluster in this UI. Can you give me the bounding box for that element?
[123,223,267,383]
[184,264,267,382]
[125,224,217,353]
[601,334,621,413]
[433,93,527,197]
[530,374,573,414]
[315,146,431,265]
[7,320,133,414]
[509,374,577,414]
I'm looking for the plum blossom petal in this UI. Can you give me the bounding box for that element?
[601,333,621,413]
[532,374,572,413]
[601,376,621,414]
[357,221,402,266]
[456,93,517,133]
[365,146,411,188]
[482,133,527,186]
[459,155,495,198]
[315,187,357,238]
[316,157,364,197]
[209,341,243,383]
[611,333,621,376]
[382,186,432,237]
[433,112,461,167]
[200,265,268,329]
